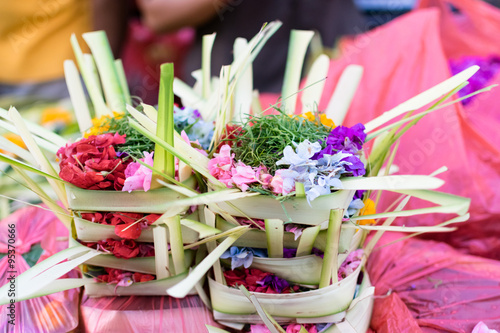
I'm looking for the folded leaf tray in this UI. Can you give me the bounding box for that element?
[65,176,196,213]
[215,216,359,253]
[213,190,355,225]
[84,273,197,297]
[220,230,362,285]
[74,215,220,243]
[209,264,362,323]
[69,238,195,275]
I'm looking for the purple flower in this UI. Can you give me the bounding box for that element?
[450,56,500,105]
[283,247,323,258]
[257,274,290,293]
[341,155,366,177]
[283,248,297,258]
[312,247,324,258]
[354,190,365,200]
[316,123,366,159]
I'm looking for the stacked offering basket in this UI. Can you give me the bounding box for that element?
[0,22,481,333]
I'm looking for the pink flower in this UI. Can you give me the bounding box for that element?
[181,130,208,156]
[231,162,259,191]
[250,325,271,333]
[122,152,154,192]
[285,224,304,241]
[286,324,317,333]
[270,169,297,195]
[208,144,235,187]
[255,165,272,188]
[338,249,363,280]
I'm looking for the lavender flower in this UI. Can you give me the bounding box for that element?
[221,246,267,270]
[347,198,365,217]
[173,106,214,149]
[277,140,321,167]
[173,105,201,124]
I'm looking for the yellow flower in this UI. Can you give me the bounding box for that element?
[297,112,336,129]
[41,107,73,126]
[84,112,124,138]
[358,198,376,225]
[300,111,316,123]
[320,114,335,128]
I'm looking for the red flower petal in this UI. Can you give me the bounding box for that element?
[115,223,142,240]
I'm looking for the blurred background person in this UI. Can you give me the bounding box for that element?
[137,0,366,93]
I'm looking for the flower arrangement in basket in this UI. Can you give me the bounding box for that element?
[0,21,491,333]
[0,31,244,301]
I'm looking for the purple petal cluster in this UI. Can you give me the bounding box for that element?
[316,123,366,158]
[257,274,290,293]
[450,55,500,105]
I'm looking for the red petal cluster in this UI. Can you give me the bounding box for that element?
[215,124,244,153]
[57,133,130,190]
[96,268,155,284]
[81,212,160,239]
[83,238,155,259]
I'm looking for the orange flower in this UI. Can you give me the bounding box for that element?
[41,107,73,126]
[0,133,26,156]
[358,198,376,225]
[297,112,336,129]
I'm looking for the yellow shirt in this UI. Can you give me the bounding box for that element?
[0,0,91,84]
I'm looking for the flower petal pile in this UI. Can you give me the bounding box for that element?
[57,133,130,190]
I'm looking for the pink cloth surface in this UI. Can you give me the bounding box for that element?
[367,233,500,333]
[412,0,500,259]
[80,295,221,333]
[260,8,500,259]
[0,206,79,333]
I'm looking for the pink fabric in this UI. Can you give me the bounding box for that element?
[80,295,221,332]
[0,206,79,333]
[261,8,500,259]
[413,0,500,259]
[367,233,500,332]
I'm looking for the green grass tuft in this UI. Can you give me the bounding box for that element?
[227,109,330,174]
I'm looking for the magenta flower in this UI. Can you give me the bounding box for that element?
[338,249,363,280]
[208,144,235,187]
[122,151,154,192]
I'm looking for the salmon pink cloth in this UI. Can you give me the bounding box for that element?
[80,295,221,332]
